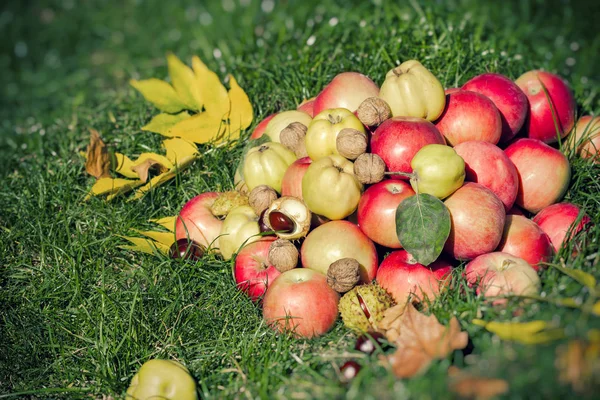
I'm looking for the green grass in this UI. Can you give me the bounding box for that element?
[1,0,600,398]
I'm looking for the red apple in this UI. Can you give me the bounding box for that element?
[301,220,378,282]
[496,215,554,270]
[567,116,600,163]
[297,97,316,117]
[504,138,571,213]
[175,192,223,251]
[262,268,339,338]
[281,157,312,200]
[376,250,453,305]
[250,113,277,139]
[444,183,506,261]
[313,72,379,116]
[465,252,541,305]
[370,116,446,177]
[462,73,529,143]
[454,141,519,211]
[234,237,281,302]
[445,88,460,94]
[532,202,592,252]
[516,70,576,143]
[434,90,502,146]
[357,180,415,248]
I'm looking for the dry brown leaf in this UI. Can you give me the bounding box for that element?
[448,366,509,399]
[85,129,111,179]
[556,338,600,393]
[379,303,468,378]
[130,158,169,183]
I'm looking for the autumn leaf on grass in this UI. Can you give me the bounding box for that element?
[149,216,177,232]
[472,319,565,344]
[226,74,253,139]
[85,129,111,179]
[448,366,509,399]
[129,153,173,183]
[142,112,191,135]
[119,235,170,255]
[166,112,227,144]
[192,55,230,119]
[85,177,143,201]
[380,303,468,378]
[130,78,188,114]
[113,153,139,179]
[167,53,202,111]
[555,338,600,393]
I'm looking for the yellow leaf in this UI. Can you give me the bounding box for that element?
[166,112,227,144]
[119,236,170,255]
[85,177,143,200]
[85,129,111,179]
[191,56,230,119]
[131,153,174,171]
[128,170,178,201]
[553,264,597,291]
[473,319,564,344]
[167,53,202,111]
[114,153,139,179]
[150,216,177,232]
[593,302,600,316]
[142,112,191,135]
[163,138,199,168]
[131,158,170,183]
[130,78,187,113]
[133,229,176,247]
[227,74,253,139]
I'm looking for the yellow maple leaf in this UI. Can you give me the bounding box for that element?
[119,235,170,255]
[227,74,253,140]
[133,229,176,247]
[114,153,139,179]
[473,319,565,344]
[166,112,227,144]
[167,53,203,111]
[192,56,230,119]
[141,112,191,135]
[130,78,188,114]
[163,138,199,168]
[149,216,177,232]
[85,177,143,201]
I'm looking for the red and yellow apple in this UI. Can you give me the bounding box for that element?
[305,108,365,160]
[250,113,277,139]
[175,192,223,252]
[281,157,312,200]
[532,202,592,252]
[567,116,600,162]
[234,237,281,302]
[496,215,554,270]
[313,72,379,116]
[263,110,312,142]
[297,97,316,117]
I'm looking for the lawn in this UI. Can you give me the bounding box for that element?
[1,0,599,398]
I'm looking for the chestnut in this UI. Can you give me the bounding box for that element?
[340,360,361,382]
[268,211,295,233]
[168,238,205,261]
[354,331,386,355]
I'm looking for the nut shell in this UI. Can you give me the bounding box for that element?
[354,153,386,184]
[336,128,368,160]
[248,185,278,215]
[327,258,361,293]
[263,196,312,239]
[268,239,299,272]
[280,122,308,158]
[339,283,395,332]
[357,97,392,127]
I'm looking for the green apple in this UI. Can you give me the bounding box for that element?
[410,144,465,199]
[305,108,365,160]
[242,142,297,193]
[126,359,197,400]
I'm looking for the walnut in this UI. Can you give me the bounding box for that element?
[248,185,278,215]
[357,97,392,127]
[268,239,299,272]
[354,153,386,184]
[336,128,368,160]
[327,258,361,293]
[280,122,308,158]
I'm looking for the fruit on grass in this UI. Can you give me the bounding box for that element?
[444,183,506,260]
[357,180,415,248]
[301,220,379,282]
[281,157,312,199]
[297,97,316,117]
[461,72,528,142]
[504,138,571,213]
[242,142,296,193]
[262,268,339,338]
[454,141,518,212]
[263,110,313,143]
[219,205,260,261]
[305,108,366,161]
[532,202,592,252]
[302,155,363,220]
[465,252,541,306]
[327,258,361,293]
[126,359,197,400]
[376,250,453,305]
[567,116,600,162]
[371,116,446,177]
[234,237,281,302]
[248,185,278,216]
[379,60,446,121]
[515,70,576,143]
[250,113,277,139]
[168,238,205,261]
[313,72,379,116]
[355,332,387,355]
[339,283,395,332]
[175,192,223,252]
[280,122,308,158]
[262,196,312,239]
[356,97,392,128]
[409,144,465,199]
[434,90,502,146]
[496,215,554,270]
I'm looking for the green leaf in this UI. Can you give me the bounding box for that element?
[130,78,188,113]
[395,193,450,265]
[141,112,191,135]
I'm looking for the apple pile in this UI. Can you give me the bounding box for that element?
[174,60,594,339]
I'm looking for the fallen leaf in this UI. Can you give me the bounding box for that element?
[133,229,175,247]
[227,74,253,139]
[380,303,468,378]
[130,78,188,114]
[192,56,230,119]
[551,264,598,292]
[473,319,564,344]
[593,302,600,316]
[85,177,143,201]
[149,216,177,232]
[85,129,111,179]
[128,169,178,201]
[141,112,191,135]
[448,366,509,399]
[556,338,600,393]
[167,53,202,111]
[166,112,227,144]
[163,138,199,168]
[132,158,171,183]
[113,153,139,179]
[119,235,170,254]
